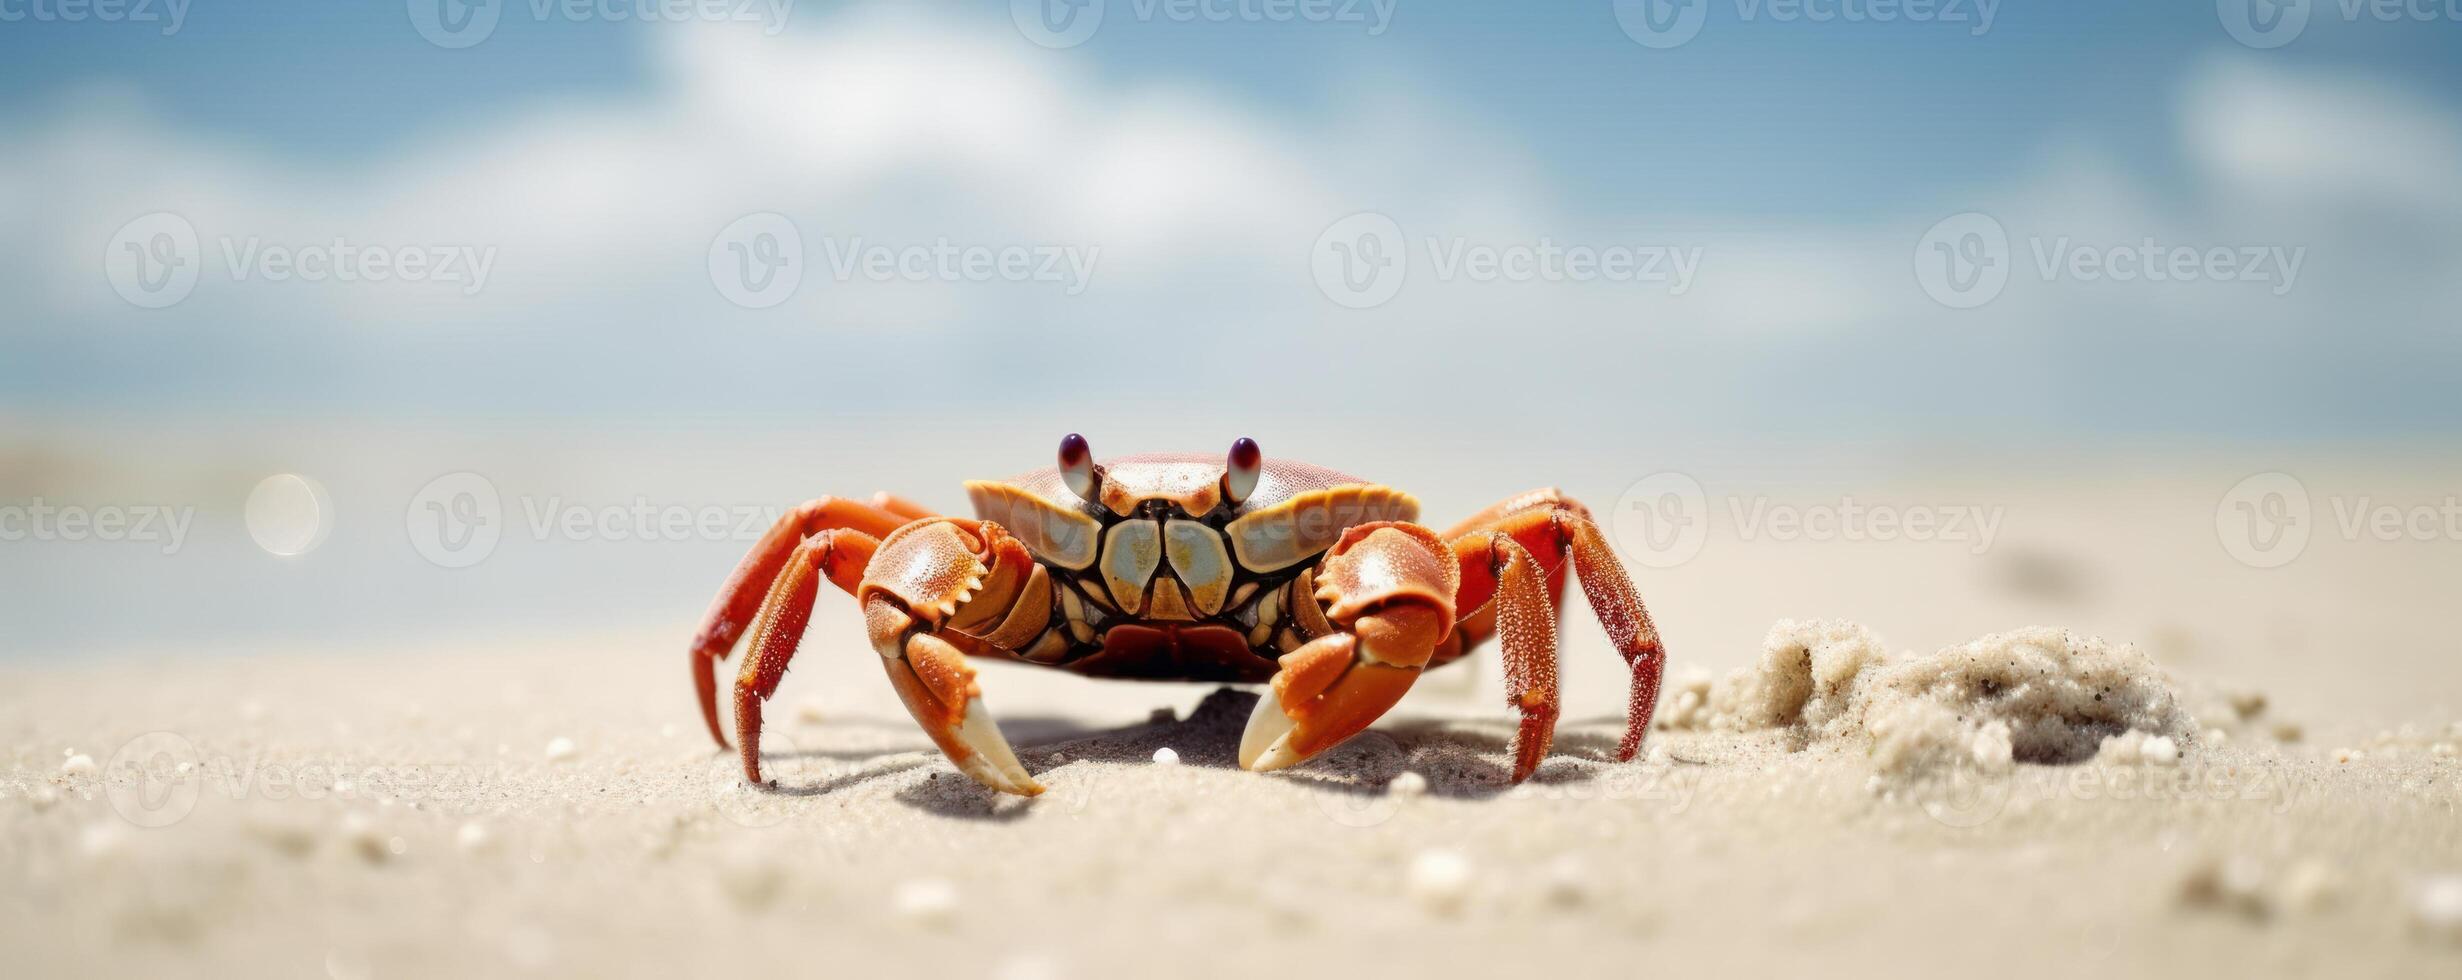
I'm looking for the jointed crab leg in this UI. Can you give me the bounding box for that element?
[1447,491,1667,765]
[689,496,918,749]
[732,529,879,783]
[1459,530,1562,781]
[1240,522,1461,772]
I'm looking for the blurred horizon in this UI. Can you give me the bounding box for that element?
[5,2,2460,684]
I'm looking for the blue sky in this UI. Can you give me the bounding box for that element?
[3,2,2459,438]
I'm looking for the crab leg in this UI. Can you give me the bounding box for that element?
[1458,531,1561,781]
[732,529,879,783]
[1240,521,1460,773]
[858,519,1047,796]
[688,496,919,749]
[1447,491,1667,767]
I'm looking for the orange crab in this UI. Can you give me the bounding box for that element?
[688,435,1667,794]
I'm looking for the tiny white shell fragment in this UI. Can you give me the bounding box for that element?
[60,754,95,777]
[1407,850,1473,915]
[1389,771,1428,797]
[894,878,959,927]
[544,737,578,763]
[1151,747,1180,765]
[2412,874,2462,944]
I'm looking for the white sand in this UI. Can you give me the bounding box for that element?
[7,458,2462,977]
[4,620,2460,979]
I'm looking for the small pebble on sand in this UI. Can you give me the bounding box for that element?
[544,737,578,763]
[2278,859,2338,913]
[894,878,959,928]
[1542,855,1589,907]
[78,822,126,860]
[457,822,492,852]
[60,753,95,777]
[1389,771,1428,798]
[1407,850,1473,916]
[340,813,389,863]
[2412,875,2462,944]
[2334,748,2362,764]
[1151,747,1179,765]
[2140,736,2181,766]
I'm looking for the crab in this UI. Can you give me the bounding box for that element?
[688,435,1667,794]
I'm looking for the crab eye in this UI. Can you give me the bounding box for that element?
[1058,433,1100,501]
[1222,436,1262,506]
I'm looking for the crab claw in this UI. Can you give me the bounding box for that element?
[880,627,1043,796]
[1243,522,1458,773]
[1240,634,1423,772]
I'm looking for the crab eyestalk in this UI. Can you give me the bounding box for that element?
[1058,432,1101,501]
[1222,437,1261,506]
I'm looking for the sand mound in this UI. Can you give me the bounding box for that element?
[1663,620,2190,778]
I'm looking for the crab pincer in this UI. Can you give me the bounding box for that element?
[1240,522,1459,772]
[860,519,1044,795]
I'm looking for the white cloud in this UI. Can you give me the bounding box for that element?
[2,20,2456,433]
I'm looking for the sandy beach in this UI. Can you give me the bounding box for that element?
[7,463,2461,979]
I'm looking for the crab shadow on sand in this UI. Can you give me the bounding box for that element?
[769,687,1618,821]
